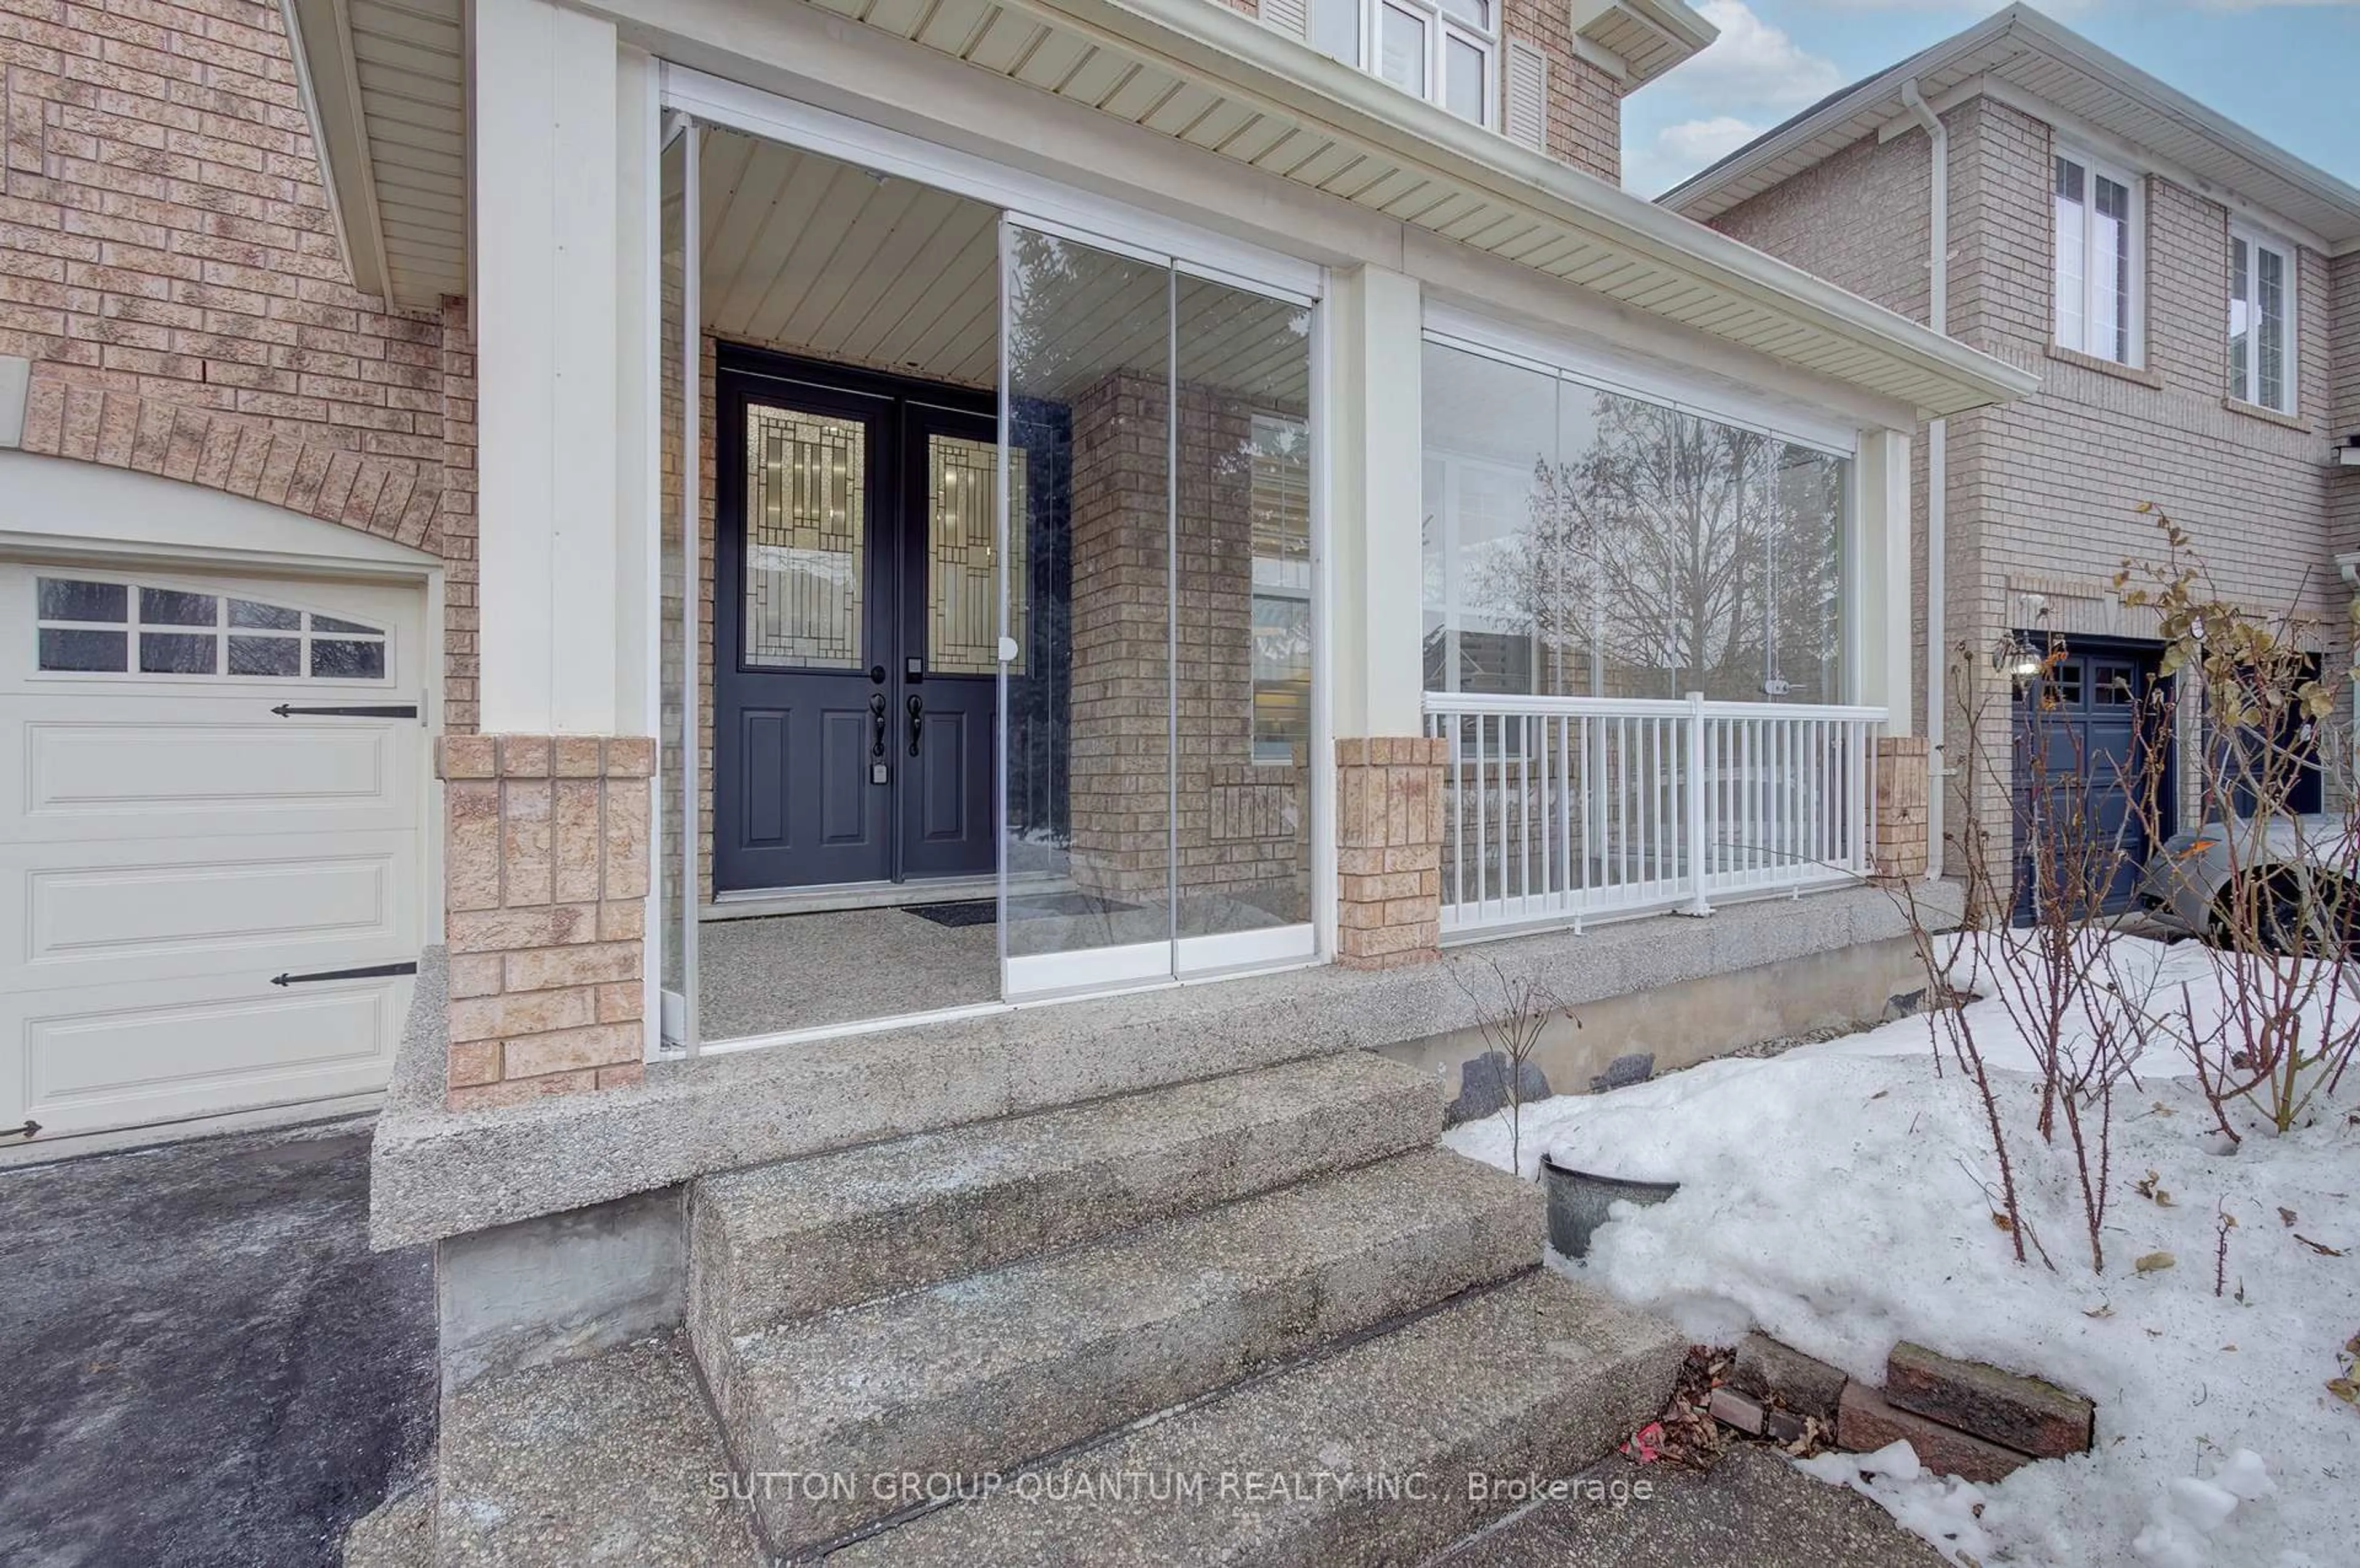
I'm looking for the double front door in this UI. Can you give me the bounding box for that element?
[714,356,1000,893]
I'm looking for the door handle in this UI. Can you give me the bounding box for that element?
[908,694,924,757]
[870,692,887,758]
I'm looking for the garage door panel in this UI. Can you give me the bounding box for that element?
[0,560,427,1142]
[10,705,414,840]
[6,974,406,1137]
[8,835,413,986]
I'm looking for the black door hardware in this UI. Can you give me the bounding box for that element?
[270,961,420,987]
[270,704,419,718]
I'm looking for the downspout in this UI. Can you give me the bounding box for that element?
[1901,78,1948,880]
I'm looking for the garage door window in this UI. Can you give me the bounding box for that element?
[35,576,387,681]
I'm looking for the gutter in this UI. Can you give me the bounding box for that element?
[1900,79,1948,882]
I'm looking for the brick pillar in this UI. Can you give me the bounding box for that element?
[436,735,654,1109]
[1335,737,1446,968]
[1874,735,1930,881]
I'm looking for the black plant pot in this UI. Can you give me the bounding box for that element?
[1539,1153,1680,1259]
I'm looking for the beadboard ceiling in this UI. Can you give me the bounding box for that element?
[699,128,1312,409]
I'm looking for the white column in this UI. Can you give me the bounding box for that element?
[1857,426,1914,736]
[1326,264,1425,739]
[472,0,623,734]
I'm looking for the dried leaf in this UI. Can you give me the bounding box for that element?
[2329,1379,2359,1406]
[2135,1252,2177,1274]
[2295,1234,2347,1258]
[2279,1207,2299,1228]
[1991,1212,2016,1233]
[2083,1304,2115,1319]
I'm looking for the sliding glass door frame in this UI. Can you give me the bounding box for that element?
[653,66,1331,1053]
[996,211,1324,1000]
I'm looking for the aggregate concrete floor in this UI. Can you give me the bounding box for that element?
[698,906,997,1040]
[1442,1447,1948,1567]
[0,1119,435,1568]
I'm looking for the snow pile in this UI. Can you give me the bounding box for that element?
[1444,935,2359,1567]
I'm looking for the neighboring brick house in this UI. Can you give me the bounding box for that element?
[1662,4,2360,901]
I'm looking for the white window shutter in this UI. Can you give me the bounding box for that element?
[1504,40,1547,152]
[1264,0,1310,43]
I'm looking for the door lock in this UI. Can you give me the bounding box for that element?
[869,692,887,759]
[907,694,924,757]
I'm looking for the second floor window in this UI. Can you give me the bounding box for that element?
[1310,0,1495,127]
[2229,226,2295,414]
[2054,149,2139,366]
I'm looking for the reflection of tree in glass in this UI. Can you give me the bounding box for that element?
[1463,389,1840,702]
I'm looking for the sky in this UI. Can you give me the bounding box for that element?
[1620,1,2360,198]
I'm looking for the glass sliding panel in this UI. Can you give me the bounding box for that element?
[1444,34,1486,122]
[2091,174,2130,364]
[2053,156,2085,352]
[1308,0,1358,64]
[658,120,696,1051]
[1768,442,1844,705]
[1001,224,1174,989]
[1420,339,1557,699]
[1173,273,1315,958]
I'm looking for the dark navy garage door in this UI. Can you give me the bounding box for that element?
[2012,638,2171,923]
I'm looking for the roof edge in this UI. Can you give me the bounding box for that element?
[280,0,395,302]
[1658,4,2360,243]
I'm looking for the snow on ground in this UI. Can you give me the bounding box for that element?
[1446,935,2359,1567]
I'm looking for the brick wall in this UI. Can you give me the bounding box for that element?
[0,0,471,717]
[1335,737,1444,967]
[438,734,654,1108]
[1500,0,1620,184]
[1062,368,1311,919]
[2332,250,2360,560]
[1709,92,2343,863]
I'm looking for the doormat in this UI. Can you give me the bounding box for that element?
[903,892,1138,928]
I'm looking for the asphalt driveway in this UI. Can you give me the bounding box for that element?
[0,1119,435,1567]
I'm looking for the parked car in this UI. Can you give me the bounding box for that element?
[2136,815,2360,955]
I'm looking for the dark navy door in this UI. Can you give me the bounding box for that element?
[715,355,999,893]
[2011,639,2170,922]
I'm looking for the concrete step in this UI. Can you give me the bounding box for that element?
[709,1147,1540,1555]
[826,1269,1686,1568]
[434,1334,761,1567]
[688,1049,1442,1345]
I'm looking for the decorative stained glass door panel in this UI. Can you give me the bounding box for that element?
[714,378,894,892]
[895,406,1004,880]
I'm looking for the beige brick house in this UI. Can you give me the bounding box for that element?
[0,0,2047,1558]
[1662,4,2360,904]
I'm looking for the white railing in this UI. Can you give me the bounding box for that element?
[1422,692,1887,938]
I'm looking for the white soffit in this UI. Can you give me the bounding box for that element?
[1567,0,1718,90]
[283,0,468,305]
[286,0,2036,416]
[1660,4,2360,253]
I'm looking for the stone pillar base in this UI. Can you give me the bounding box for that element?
[1335,737,1447,969]
[1873,735,1930,882]
[436,735,654,1110]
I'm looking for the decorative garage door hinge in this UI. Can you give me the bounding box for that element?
[270,962,421,987]
[269,703,419,718]
[2,1121,37,1142]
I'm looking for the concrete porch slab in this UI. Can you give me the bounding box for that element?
[372,882,1956,1249]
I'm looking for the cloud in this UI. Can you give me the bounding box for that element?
[1676,1,1848,110]
[1624,115,1766,196]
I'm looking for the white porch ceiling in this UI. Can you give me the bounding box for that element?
[285,0,2038,416]
[703,129,1313,409]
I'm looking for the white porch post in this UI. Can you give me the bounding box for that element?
[442,0,662,1104]
[471,0,624,735]
[1327,264,1425,739]
[1857,426,1914,737]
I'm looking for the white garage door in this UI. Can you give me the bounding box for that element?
[1,562,427,1144]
